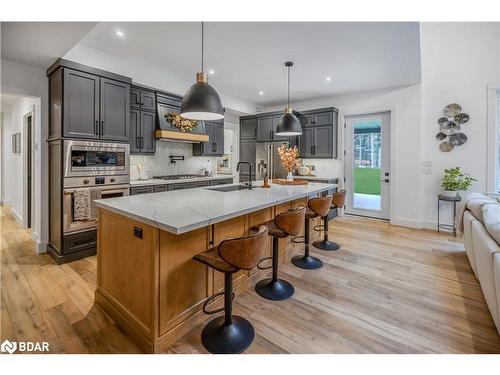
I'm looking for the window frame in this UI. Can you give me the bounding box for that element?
[487,84,500,193]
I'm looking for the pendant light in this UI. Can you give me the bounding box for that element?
[276,61,302,136]
[181,22,224,121]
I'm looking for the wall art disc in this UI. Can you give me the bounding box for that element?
[439,141,454,152]
[448,132,468,145]
[436,132,447,140]
[438,117,449,126]
[444,103,462,117]
[454,113,470,124]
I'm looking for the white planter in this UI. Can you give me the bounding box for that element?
[286,171,294,181]
[442,189,459,198]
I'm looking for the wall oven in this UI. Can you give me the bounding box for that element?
[64,140,129,178]
[63,175,130,234]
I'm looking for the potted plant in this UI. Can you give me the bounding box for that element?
[441,167,476,198]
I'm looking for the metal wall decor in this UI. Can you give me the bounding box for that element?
[436,103,469,152]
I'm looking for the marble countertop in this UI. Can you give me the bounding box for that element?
[96,180,337,234]
[293,175,338,181]
[129,175,235,187]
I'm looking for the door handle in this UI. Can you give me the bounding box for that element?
[95,120,99,135]
[100,121,104,137]
[381,179,390,183]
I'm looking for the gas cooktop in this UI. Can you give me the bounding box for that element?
[153,174,208,181]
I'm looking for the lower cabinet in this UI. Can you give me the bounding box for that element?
[168,181,210,191]
[130,185,155,195]
[208,178,233,186]
[130,179,233,195]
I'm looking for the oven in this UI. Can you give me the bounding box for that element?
[63,175,130,234]
[64,140,129,178]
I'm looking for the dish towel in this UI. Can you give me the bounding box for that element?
[73,189,91,221]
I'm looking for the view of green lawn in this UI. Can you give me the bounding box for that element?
[354,167,381,195]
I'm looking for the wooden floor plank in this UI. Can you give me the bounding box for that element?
[1,206,499,353]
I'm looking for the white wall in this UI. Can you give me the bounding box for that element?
[420,22,500,228]
[1,59,48,252]
[263,84,422,228]
[64,44,256,115]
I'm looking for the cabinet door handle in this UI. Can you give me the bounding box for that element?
[95,120,98,135]
[136,136,140,149]
[100,121,104,137]
[254,128,257,137]
[312,145,316,155]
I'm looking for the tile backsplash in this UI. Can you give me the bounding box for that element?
[130,140,218,180]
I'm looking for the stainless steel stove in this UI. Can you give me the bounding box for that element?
[153,174,208,181]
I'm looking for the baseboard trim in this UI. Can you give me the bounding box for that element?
[390,218,423,229]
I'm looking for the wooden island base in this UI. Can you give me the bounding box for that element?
[95,197,322,353]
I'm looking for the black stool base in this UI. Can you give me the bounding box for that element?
[201,315,255,354]
[291,255,323,270]
[313,239,340,251]
[255,278,294,301]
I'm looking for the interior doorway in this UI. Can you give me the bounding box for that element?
[344,112,391,219]
[23,111,34,228]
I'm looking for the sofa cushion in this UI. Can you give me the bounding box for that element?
[466,194,497,223]
[494,254,500,335]
[483,203,500,245]
[472,220,500,330]
[463,210,478,278]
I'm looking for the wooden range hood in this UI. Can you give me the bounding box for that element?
[154,129,209,143]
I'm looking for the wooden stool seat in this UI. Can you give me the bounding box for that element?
[194,247,238,273]
[251,220,288,238]
[192,226,268,354]
[305,208,318,219]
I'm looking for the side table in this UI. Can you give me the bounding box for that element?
[437,194,462,236]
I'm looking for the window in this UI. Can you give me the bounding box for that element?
[487,87,500,193]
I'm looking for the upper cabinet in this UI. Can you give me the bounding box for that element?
[100,78,130,142]
[48,60,132,142]
[298,108,338,159]
[192,120,225,156]
[131,87,156,111]
[240,117,258,140]
[130,86,156,155]
[256,115,290,142]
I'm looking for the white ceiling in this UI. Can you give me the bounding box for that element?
[1,22,97,67]
[79,22,421,106]
[1,22,421,107]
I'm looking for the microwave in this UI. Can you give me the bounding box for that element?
[64,140,130,178]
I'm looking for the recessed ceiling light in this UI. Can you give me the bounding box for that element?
[259,91,264,96]
[115,30,125,38]
[208,69,215,75]
[326,77,331,82]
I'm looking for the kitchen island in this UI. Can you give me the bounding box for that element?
[94,180,337,353]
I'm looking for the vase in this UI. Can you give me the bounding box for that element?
[286,171,294,181]
[442,189,459,198]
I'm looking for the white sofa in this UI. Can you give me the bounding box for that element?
[462,193,500,334]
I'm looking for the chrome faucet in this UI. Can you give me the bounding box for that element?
[237,161,253,190]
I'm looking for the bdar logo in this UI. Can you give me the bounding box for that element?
[1,339,17,354]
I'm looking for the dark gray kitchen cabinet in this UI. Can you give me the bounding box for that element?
[154,184,167,192]
[192,121,224,156]
[239,139,256,181]
[130,186,154,195]
[168,181,210,191]
[99,78,130,142]
[209,178,234,186]
[257,116,273,142]
[63,69,100,139]
[299,127,315,158]
[131,87,156,112]
[130,109,140,153]
[130,109,155,154]
[240,117,257,139]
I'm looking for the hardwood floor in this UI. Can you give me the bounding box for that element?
[1,206,499,353]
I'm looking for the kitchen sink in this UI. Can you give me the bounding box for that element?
[207,184,251,192]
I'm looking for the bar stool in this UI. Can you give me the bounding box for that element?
[251,206,306,301]
[313,189,346,251]
[291,196,332,270]
[193,226,268,354]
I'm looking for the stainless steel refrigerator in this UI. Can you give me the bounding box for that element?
[255,141,289,180]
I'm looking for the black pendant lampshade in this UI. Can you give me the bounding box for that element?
[181,23,224,121]
[276,61,302,136]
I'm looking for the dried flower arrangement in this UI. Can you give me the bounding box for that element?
[165,112,199,133]
[277,145,300,173]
